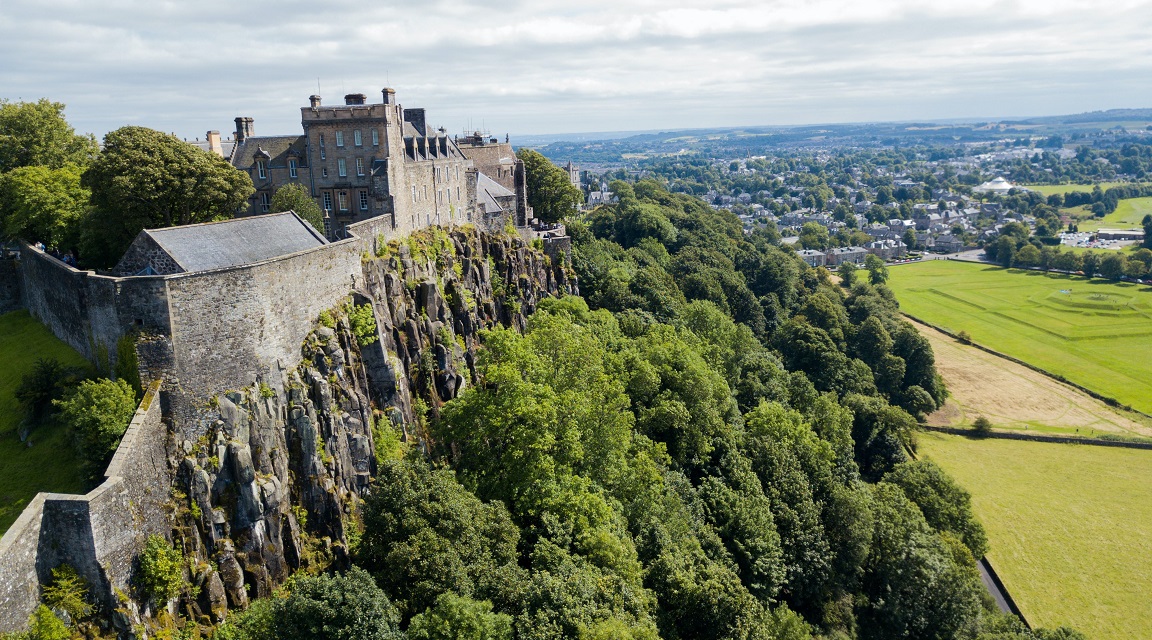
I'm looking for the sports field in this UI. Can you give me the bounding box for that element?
[887,260,1152,414]
[0,311,91,535]
[920,432,1152,640]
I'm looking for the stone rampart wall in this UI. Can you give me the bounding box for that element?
[0,257,22,315]
[0,382,168,632]
[164,240,361,408]
[19,246,170,367]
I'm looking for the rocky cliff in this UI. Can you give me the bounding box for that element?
[164,227,574,626]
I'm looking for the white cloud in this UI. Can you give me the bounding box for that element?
[1,0,1151,139]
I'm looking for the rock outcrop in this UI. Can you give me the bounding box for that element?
[168,227,573,625]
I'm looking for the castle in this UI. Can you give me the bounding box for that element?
[223,89,531,238]
[0,88,574,633]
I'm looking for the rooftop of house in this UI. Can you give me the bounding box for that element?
[139,211,327,273]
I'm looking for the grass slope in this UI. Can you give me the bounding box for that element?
[0,310,91,535]
[920,432,1152,640]
[1063,196,1152,232]
[887,260,1152,414]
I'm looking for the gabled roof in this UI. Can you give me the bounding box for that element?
[140,211,327,273]
[477,172,514,214]
[231,136,307,169]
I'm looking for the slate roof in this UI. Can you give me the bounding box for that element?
[142,211,327,273]
[230,135,307,169]
[477,172,514,214]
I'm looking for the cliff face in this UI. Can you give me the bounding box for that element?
[169,228,574,625]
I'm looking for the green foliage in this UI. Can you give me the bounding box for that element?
[356,458,520,620]
[0,164,89,249]
[0,99,97,173]
[137,534,187,604]
[210,598,276,640]
[407,592,513,640]
[21,605,70,640]
[272,567,403,640]
[15,358,85,430]
[972,415,993,435]
[259,383,275,399]
[346,302,379,346]
[884,459,989,557]
[54,377,137,481]
[270,182,326,233]
[864,254,888,285]
[371,414,406,465]
[79,126,254,267]
[318,309,336,328]
[516,149,583,224]
[41,564,93,621]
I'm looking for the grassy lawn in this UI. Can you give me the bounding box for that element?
[1064,196,1152,232]
[0,310,92,535]
[919,432,1152,640]
[887,260,1152,414]
[1023,182,1137,196]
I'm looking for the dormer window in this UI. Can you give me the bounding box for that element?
[336,131,344,147]
[256,159,267,179]
[288,158,298,178]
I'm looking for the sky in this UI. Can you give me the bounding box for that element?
[3,0,1152,142]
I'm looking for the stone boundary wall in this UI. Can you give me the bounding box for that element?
[923,425,1152,450]
[0,381,168,633]
[0,257,22,315]
[902,313,1152,421]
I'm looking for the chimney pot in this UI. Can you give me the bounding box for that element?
[309,94,322,108]
[382,88,396,105]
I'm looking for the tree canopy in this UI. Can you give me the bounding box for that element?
[516,149,582,224]
[271,182,326,234]
[80,126,253,267]
[0,99,97,173]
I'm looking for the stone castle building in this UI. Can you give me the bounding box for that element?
[226,89,530,238]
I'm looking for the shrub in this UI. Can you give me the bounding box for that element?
[15,358,85,429]
[346,302,379,346]
[972,415,993,435]
[407,592,512,640]
[54,378,138,481]
[41,565,92,621]
[956,330,972,344]
[137,535,186,604]
[272,567,402,640]
[24,605,69,640]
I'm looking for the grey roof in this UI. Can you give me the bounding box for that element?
[143,211,327,273]
[231,135,306,169]
[477,172,514,214]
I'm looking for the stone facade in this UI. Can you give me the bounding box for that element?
[229,90,526,240]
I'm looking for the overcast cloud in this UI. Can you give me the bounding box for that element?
[3,0,1151,141]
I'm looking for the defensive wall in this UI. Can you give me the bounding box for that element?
[0,381,169,632]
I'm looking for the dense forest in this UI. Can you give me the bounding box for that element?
[206,181,1083,640]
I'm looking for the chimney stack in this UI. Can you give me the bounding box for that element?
[206,130,222,156]
[234,117,254,142]
[382,87,396,105]
[309,94,322,108]
[345,93,367,105]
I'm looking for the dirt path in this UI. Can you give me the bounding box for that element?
[912,320,1152,438]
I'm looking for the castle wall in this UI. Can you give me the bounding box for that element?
[164,240,361,410]
[0,382,168,632]
[19,246,170,367]
[0,257,23,315]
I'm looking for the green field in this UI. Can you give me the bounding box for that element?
[920,433,1152,640]
[1023,182,1137,196]
[0,311,91,535]
[888,260,1152,414]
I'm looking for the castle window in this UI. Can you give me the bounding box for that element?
[322,192,333,212]
[288,158,298,178]
[359,190,369,211]
[354,130,362,146]
[372,129,379,146]
[338,191,348,211]
[338,158,347,177]
[259,192,270,212]
[322,166,328,178]
[319,134,325,160]
[256,160,267,179]
[356,158,364,176]
[336,131,344,147]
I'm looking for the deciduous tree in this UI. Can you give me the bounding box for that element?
[270,182,325,233]
[516,149,583,224]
